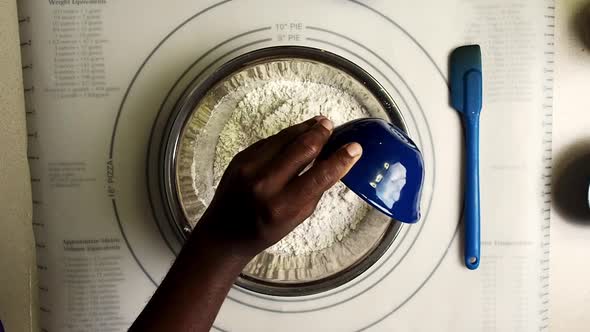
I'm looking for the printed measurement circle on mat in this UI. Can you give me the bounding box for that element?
[149,39,431,308]
[108,1,461,330]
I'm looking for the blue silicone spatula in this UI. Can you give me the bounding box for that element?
[450,45,482,270]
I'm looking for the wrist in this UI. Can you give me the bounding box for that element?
[185,218,254,271]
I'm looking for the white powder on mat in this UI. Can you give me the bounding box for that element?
[211,80,371,256]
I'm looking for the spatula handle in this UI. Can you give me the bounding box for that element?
[464,114,480,270]
[463,69,482,270]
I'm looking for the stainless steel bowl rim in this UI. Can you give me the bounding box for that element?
[160,45,407,296]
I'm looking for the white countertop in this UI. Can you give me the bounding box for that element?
[0,0,36,331]
[551,1,590,330]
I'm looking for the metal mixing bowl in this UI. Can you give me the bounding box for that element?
[161,46,408,296]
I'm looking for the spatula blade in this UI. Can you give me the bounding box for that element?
[450,45,482,113]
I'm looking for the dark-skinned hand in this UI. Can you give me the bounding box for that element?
[131,116,362,332]
[198,115,363,258]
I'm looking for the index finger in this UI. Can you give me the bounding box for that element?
[260,118,333,191]
[280,142,363,204]
[235,116,322,169]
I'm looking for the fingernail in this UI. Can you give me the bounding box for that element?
[304,116,324,126]
[345,143,362,157]
[318,118,333,131]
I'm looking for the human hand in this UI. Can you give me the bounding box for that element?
[131,116,362,332]
[194,116,363,260]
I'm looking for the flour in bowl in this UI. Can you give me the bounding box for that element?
[211,80,371,256]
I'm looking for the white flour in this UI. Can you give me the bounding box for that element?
[211,80,371,256]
